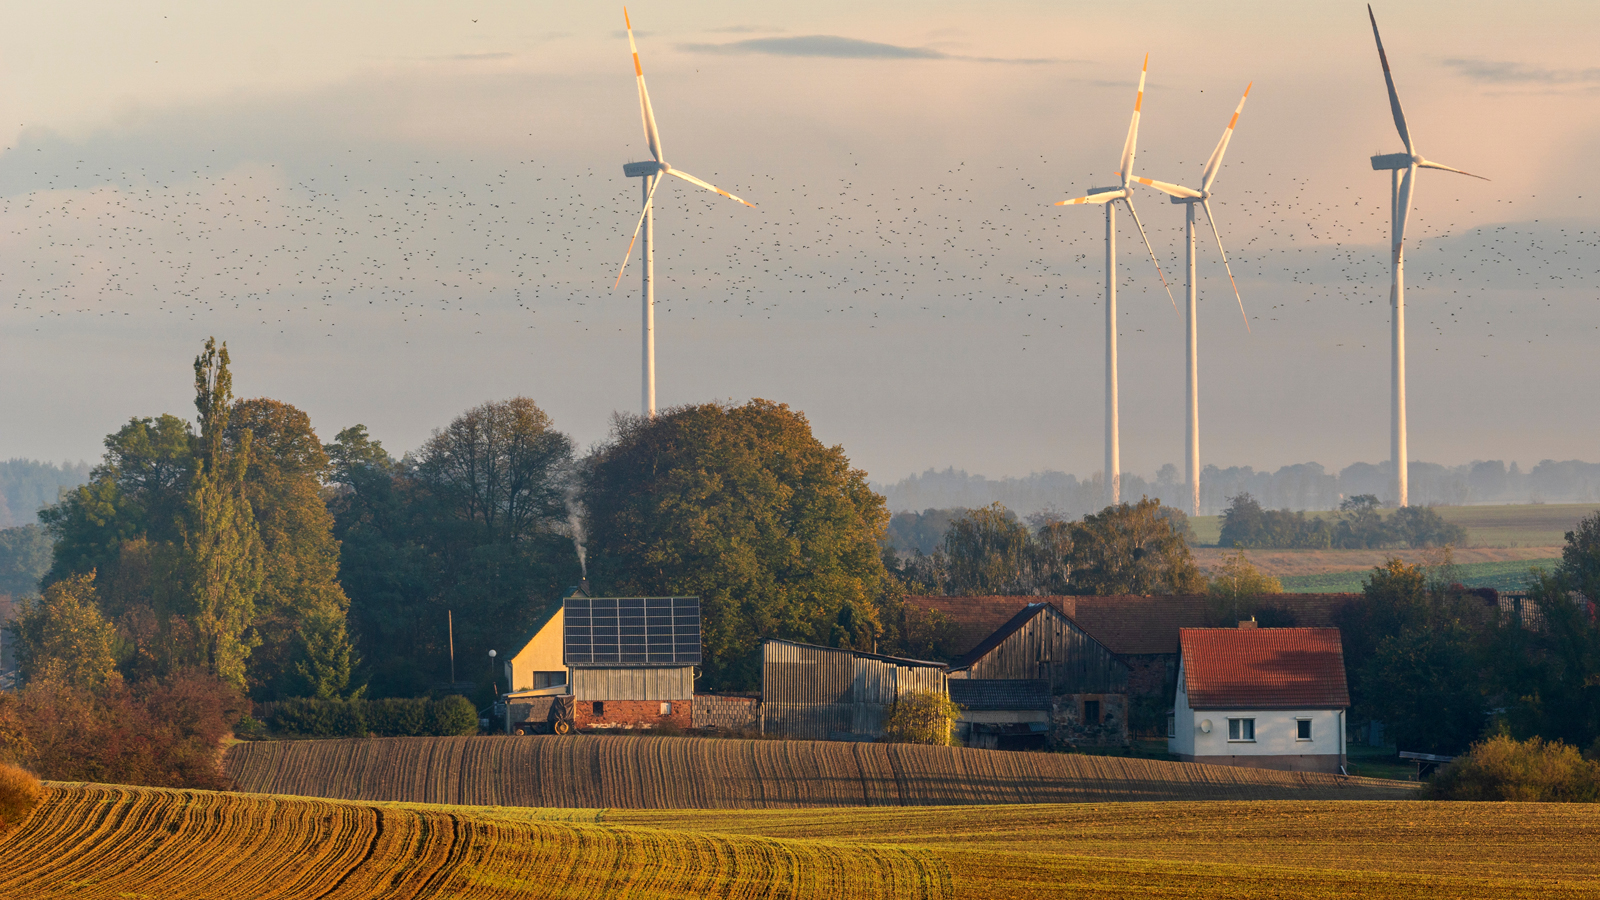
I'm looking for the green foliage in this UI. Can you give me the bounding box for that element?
[1427,735,1600,802]
[1361,623,1486,755]
[894,603,964,661]
[0,525,52,600]
[1558,510,1600,606]
[943,503,1035,595]
[9,572,119,692]
[330,400,580,699]
[263,695,477,738]
[883,691,961,745]
[582,400,890,690]
[1218,493,1332,549]
[1064,498,1204,596]
[1205,550,1288,626]
[1486,573,1600,750]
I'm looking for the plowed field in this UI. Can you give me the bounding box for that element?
[0,783,950,899]
[224,735,1416,808]
[4,785,1597,899]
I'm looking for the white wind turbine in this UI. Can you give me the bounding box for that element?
[613,7,754,418]
[1130,84,1253,517]
[1055,54,1176,506]
[1366,5,1486,506]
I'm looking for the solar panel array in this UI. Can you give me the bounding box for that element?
[564,596,701,666]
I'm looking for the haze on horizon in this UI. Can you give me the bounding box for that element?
[2,0,1598,487]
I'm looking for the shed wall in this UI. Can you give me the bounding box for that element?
[964,609,1129,694]
[571,666,694,701]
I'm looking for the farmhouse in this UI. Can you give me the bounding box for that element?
[1168,624,1349,773]
[946,602,1130,746]
[501,592,701,733]
[761,639,947,741]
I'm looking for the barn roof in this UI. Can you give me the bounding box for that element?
[904,593,1360,659]
[949,679,1051,711]
[1180,627,1349,710]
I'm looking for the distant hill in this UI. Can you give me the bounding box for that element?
[874,459,1600,517]
[0,459,91,527]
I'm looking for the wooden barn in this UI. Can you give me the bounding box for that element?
[760,640,947,741]
[946,603,1130,746]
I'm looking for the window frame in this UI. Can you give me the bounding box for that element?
[1295,718,1313,741]
[1227,717,1256,742]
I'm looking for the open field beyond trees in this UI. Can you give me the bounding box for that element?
[1189,503,1599,548]
[222,735,1416,808]
[2,783,1598,899]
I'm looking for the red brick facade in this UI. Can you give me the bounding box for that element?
[572,698,692,731]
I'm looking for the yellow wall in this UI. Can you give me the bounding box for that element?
[504,607,566,692]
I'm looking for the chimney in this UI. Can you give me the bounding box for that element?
[1238,617,1257,629]
[579,578,591,598]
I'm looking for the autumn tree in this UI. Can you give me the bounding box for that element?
[1206,549,1284,624]
[580,400,891,690]
[8,572,118,691]
[1064,497,1203,595]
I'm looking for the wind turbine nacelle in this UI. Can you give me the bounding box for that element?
[1370,152,1414,171]
[624,161,665,178]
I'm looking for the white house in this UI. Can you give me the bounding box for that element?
[1168,623,1349,773]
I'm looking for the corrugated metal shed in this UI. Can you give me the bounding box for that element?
[761,640,948,740]
[948,603,1128,694]
[572,666,695,701]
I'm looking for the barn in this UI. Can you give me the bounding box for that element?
[500,593,701,733]
[760,640,947,741]
[945,602,1130,746]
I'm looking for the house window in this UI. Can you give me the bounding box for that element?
[1083,700,1101,725]
[592,701,605,717]
[1227,717,1255,741]
[1296,719,1313,741]
[1167,713,1176,739]
[660,702,672,716]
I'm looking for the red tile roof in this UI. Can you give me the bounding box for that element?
[1180,627,1349,710]
[905,594,1360,659]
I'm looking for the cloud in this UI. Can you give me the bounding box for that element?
[680,34,1055,64]
[1443,57,1600,85]
[705,25,786,35]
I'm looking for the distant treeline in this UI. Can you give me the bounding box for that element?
[0,460,91,527]
[876,459,1600,517]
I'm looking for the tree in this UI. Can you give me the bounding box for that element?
[1206,549,1284,625]
[0,525,52,600]
[1335,495,1389,549]
[227,398,356,700]
[1361,623,1485,754]
[943,504,1034,595]
[9,572,119,691]
[883,691,961,745]
[581,400,890,690]
[160,339,264,686]
[1064,498,1203,595]
[1558,510,1600,604]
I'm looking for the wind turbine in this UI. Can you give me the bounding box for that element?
[613,7,754,418]
[1366,5,1486,507]
[1055,55,1176,506]
[1131,84,1253,517]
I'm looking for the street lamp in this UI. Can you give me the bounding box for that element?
[488,649,498,697]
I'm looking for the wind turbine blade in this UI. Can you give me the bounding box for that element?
[1201,199,1249,333]
[1119,54,1148,190]
[1417,159,1490,180]
[1201,82,1251,193]
[667,168,755,207]
[1394,163,1416,252]
[1055,190,1124,206]
[1367,5,1414,156]
[625,7,665,162]
[1132,176,1202,199]
[1121,194,1177,313]
[613,173,665,289]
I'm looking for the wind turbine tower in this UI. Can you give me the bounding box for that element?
[614,7,755,417]
[1055,55,1175,506]
[1365,6,1486,506]
[1132,85,1253,517]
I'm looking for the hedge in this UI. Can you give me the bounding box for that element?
[261,696,477,739]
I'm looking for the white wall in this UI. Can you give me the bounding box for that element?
[1168,657,1345,761]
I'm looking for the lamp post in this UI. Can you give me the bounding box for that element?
[488,649,498,697]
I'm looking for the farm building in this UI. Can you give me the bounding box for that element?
[946,602,1130,746]
[947,679,1051,750]
[761,640,947,741]
[501,593,701,734]
[1168,623,1349,773]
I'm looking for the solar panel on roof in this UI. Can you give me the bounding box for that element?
[565,597,701,666]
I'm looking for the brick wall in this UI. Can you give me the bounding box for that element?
[572,698,692,731]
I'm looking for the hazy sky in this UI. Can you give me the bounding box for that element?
[3,1,1599,485]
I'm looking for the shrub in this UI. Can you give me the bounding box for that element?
[262,696,477,738]
[367,698,429,737]
[1428,735,1600,802]
[884,691,961,746]
[0,763,42,833]
[426,696,479,737]
[267,698,366,738]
